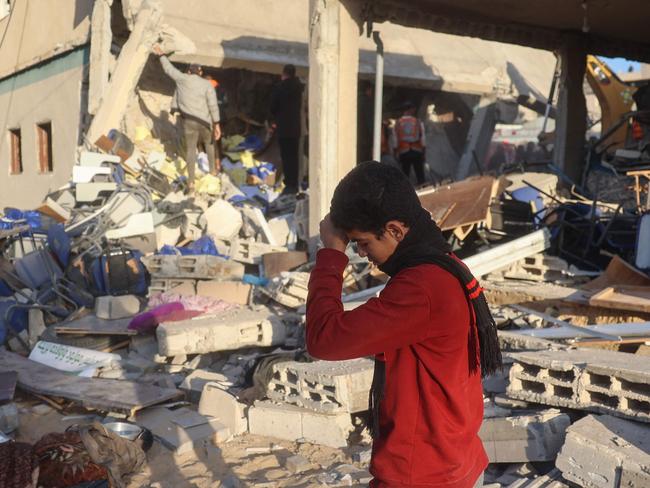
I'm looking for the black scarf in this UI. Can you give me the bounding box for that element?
[367,207,502,438]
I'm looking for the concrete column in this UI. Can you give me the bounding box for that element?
[552,37,587,183]
[85,3,161,145]
[308,0,360,237]
[88,0,113,115]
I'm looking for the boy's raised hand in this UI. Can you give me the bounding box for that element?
[319,214,349,253]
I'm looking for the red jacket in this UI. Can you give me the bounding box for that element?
[306,249,487,488]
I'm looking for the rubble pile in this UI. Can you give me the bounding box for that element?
[1,129,650,486]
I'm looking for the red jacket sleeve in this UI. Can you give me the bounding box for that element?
[306,248,436,360]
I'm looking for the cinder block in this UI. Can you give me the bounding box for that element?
[261,272,309,309]
[196,280,252,305]
[266,358,373,413]
[508,348,650,422]
[198,383,248,436]
[142,254,244,280]
[479,409,570,463]
[156,308,287,356]
[228,238,287,264]
[95,295,140,319]
[247,400,352,448]
[148,278,196,296]
[556,414,650,488]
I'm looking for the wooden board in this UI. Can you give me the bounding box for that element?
[589,286,650,313]
[0,350,180,415]
[55,315,136,336]
[582,255,650,291]
[418,176,497,232]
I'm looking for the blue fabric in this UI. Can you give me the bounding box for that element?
[243,274,268,286]
[0,208,42,230]
[235,134,265,152]
[159,236,227,258]
[247,162,275,181]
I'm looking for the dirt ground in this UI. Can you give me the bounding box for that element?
[13,399,372,487]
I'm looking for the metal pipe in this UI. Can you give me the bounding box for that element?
[372,31,384,162]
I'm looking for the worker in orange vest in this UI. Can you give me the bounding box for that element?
[392,101,426,185]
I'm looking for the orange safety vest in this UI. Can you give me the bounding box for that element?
[396,115,424,153]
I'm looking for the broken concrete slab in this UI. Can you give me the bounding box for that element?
[247,400,353,448]
[142,254,244,280]
[556,414,650,488]
[196,280,252,305]
[198,383,248,436]
[284,454,311,473]
[180,369,230,403]
[266,358,373,413]
[95,295,141,319]
[508,348,650,422]
[479,409,570,463]
[201,199,243,241]
[149,278,197,295]
[86,2,162,143]
[156,308,287,356]
[136,406,230,454]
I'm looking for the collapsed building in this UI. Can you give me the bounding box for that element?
[1,0,650,487]
[0,0,556,209]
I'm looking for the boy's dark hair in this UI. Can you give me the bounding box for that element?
[283,64,296,77]
[330,161,422,236]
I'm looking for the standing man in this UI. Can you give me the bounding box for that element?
[306,162,501,488]
[392,101,427,185]
[153,45,221,192]
[270,64,303,196]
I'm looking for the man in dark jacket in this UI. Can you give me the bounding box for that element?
[306,162,502,488]
[270,64,303,195]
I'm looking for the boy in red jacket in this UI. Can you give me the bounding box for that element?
[306,162,502,488]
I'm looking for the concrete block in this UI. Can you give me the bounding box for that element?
[0,402,19,433]
[168,280,197,296]
[479,409,570,463]
[198,383,248,436]
[95,295,141,319]
[503,253,570,282]
[201,199,243,241]
[556,414,650,488]
[228,238,287,265]
[196,280,252,305]
[136,406,230,454]
[156,308,287,356]
[267,214,296,247]
[180,369,230,403]
[148,278,196,296]
[262,272,310,309]
[266,358,373,413]
[142,254,244,280]
[507,348,650,422]
[505,469,570,487]
[155,222,182,248]
[247,400,353,448]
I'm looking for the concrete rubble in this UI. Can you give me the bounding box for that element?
[1,2,650,486]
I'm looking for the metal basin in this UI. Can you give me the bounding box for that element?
[103,421,143,441]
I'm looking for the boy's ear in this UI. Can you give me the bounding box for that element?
[384,220,409,242]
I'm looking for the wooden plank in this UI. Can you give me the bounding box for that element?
[0,350,180,415]
[589,286,650,313]
[418,176,497,231]
[582,255,650,291]
[55,315,136,336]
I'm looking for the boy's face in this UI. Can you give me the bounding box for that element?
[346,221,407,266]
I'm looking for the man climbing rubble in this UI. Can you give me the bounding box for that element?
[153,44,221,192]
[306,162,502,487]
